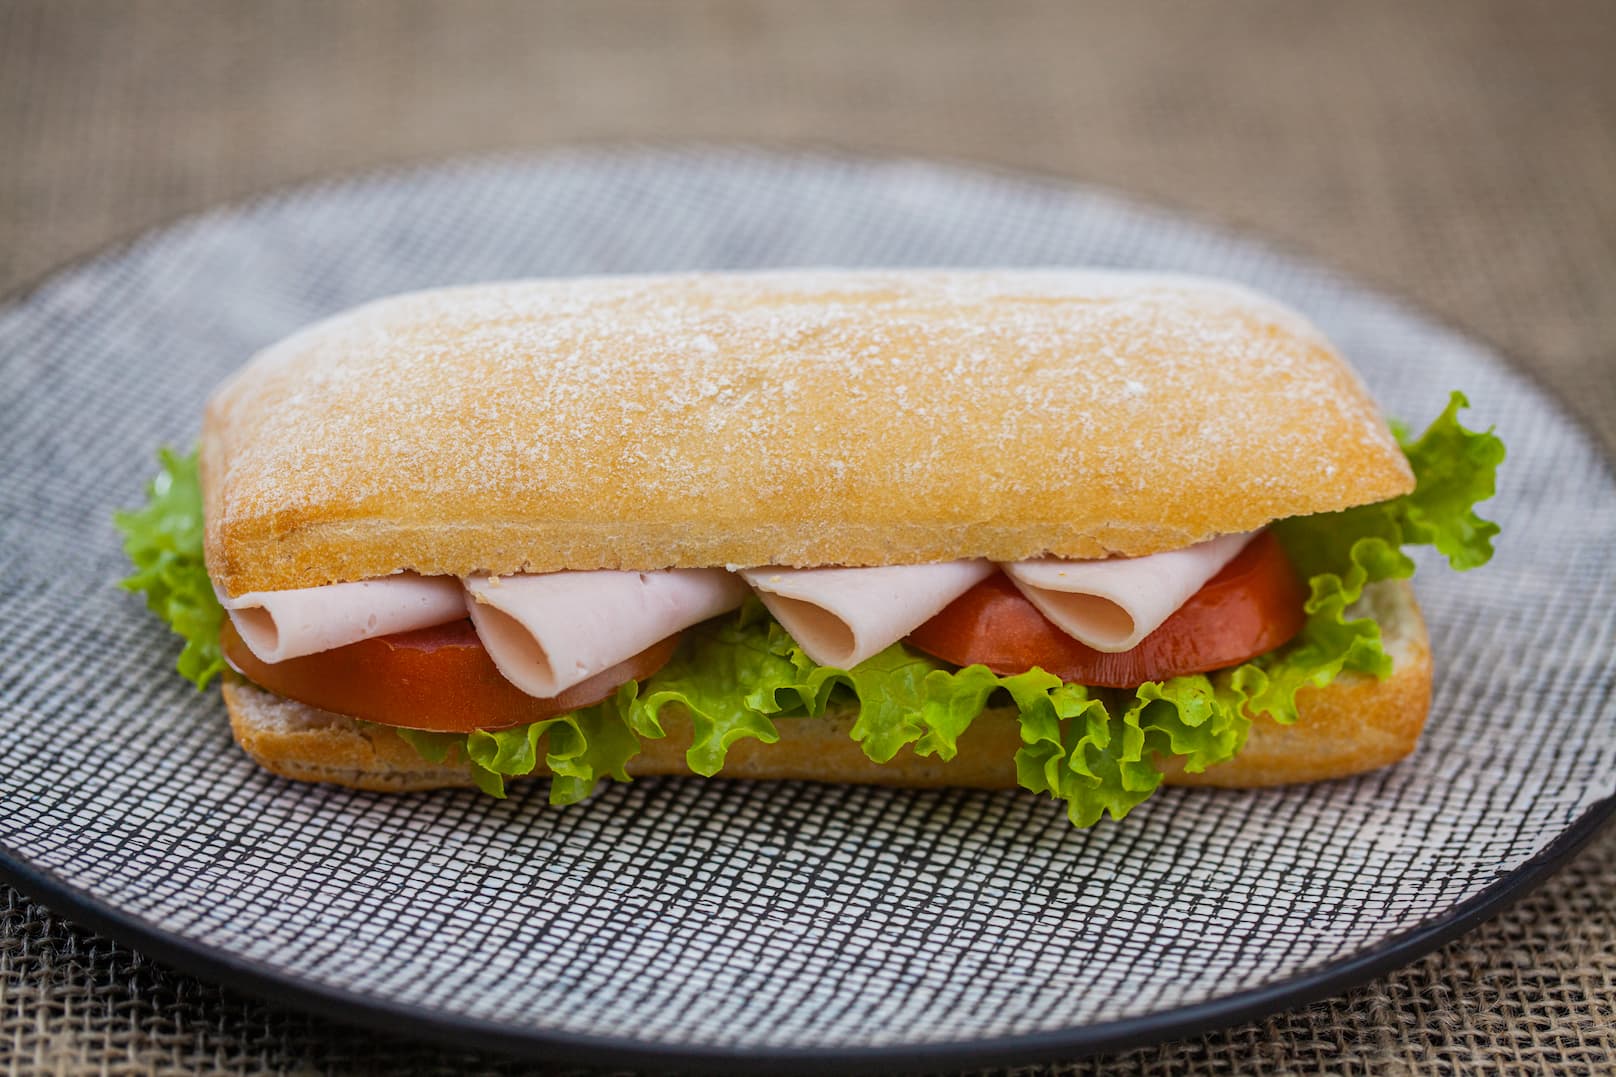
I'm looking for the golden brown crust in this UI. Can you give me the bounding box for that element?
[225,579,1432,796]
[203,270,1413,595]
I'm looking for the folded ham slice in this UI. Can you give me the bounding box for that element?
[464,569,746,698]
[217,574,467,664]
[213,530,1261,692]
[739,561,996,668]
[999,531,1257,652]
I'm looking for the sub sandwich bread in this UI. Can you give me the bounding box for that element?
[117,270,1504,826]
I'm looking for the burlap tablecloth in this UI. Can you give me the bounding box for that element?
[2,2,1613,1072]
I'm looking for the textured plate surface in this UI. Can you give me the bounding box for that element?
[1,150,1613,1068]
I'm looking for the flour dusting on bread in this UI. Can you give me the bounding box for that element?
[202,270,1412,594]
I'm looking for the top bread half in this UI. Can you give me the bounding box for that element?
[202,270,1414,595]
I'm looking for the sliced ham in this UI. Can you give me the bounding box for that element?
[211,530,1262,692]
[217,574,467,664]
[999,531,1257,653]
[739,560,996,668]
[464,569,746,698]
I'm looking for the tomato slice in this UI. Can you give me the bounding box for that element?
[221,618,676,733]
[906,531,1308,687]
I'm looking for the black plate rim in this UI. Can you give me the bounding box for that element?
[4,146,1614,1071]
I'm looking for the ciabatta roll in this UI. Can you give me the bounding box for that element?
[110,268,1503,826]
[201,271,1411,594]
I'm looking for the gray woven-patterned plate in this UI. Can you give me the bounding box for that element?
[2,149,1613,1072]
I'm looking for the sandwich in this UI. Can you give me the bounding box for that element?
[115,270,1504,827]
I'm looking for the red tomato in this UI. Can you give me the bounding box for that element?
[221,618,676,733]
[906,531,1308,687]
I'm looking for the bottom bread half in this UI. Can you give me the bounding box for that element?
[223,579,1431,795]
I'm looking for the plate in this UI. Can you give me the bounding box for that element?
[2,149,1613,1072]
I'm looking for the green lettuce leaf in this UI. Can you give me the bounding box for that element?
[113,447,224,689]
[627,604,796,776]
[796,642,1007,763]
[119,393,1503,825]
[1393,391,1505,570]
[462,683,644,804]
[392,683,645,804]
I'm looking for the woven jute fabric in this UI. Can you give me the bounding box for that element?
[2,2,1614,1075]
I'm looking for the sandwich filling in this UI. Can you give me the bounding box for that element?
[213,530,1300,732]
[117,393,1503,825]
[207,530,1257,700]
